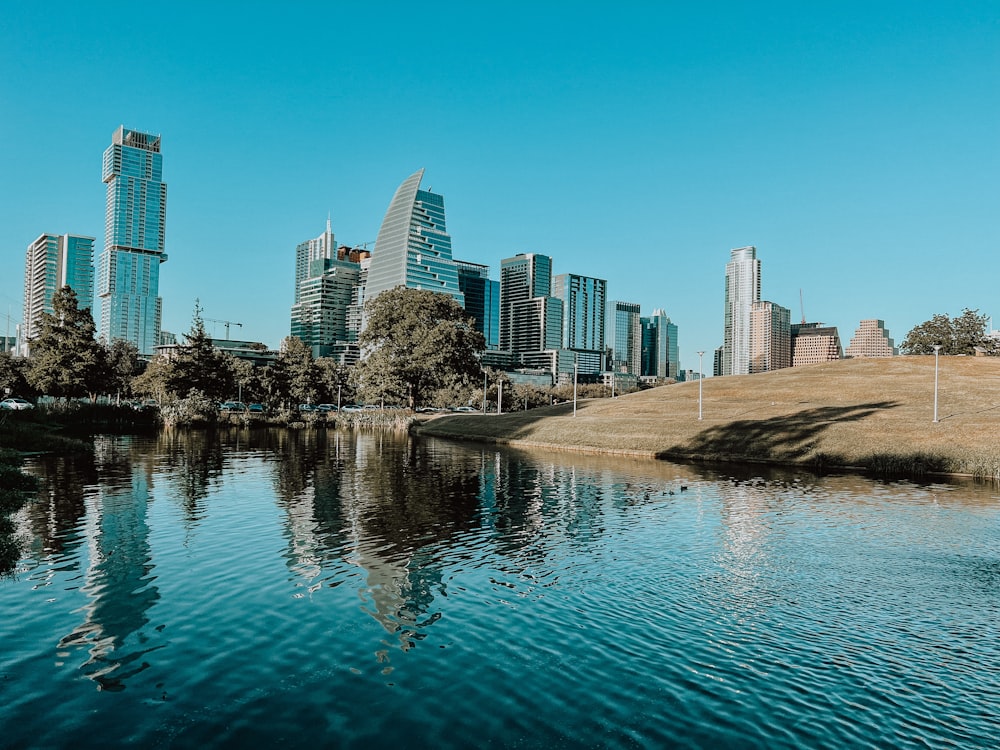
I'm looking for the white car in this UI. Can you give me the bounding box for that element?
[0,397,34,410]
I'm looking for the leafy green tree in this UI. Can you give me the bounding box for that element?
[355,288,486,410]
[104,339,143,403]
[168,303,235,400]
[0,352,34,399]
[315,357,353,405]
[229,356,261,403]
[901,309,997,355]
[132,355,174,405]
[27,286,105,400]
[279,337,319,406]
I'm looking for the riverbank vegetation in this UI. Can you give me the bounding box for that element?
[417,356,1000,480]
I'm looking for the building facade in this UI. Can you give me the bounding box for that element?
[722,245,761,376]
[23,233,95,350]
[553,272,606,376]
[608,300,642,375]
[845,319,897,358]
[365,169,463,307]
[456,260,500,350]
[640,308,678,379]
[97,126,168,355]
[499,253,552,353]
[749,301,792,373]
[791,323,843,366]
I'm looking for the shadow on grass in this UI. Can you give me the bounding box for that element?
[660,401,901,467]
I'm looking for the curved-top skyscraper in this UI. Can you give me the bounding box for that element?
[364,169,464,307]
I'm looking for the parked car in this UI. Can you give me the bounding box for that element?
[219,401,247,412]
[248,403,264,413]
[340,404,363,413]
[0,397,34,410]
[453,406,478,413]
[315,404,338,412]
[298,404,316,412]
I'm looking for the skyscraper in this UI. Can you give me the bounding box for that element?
[608,300,642,375]
[456,261,500,349]
[640,309,677,379]
[749,300,791,373]
[97,126,167,356]
[365,169,463,306]
[723,245,761,376]
[22,233,95,353]
[499,253,552,353]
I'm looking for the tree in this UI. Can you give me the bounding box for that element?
[315,357,353,405]
[132,355,174,405]
[0,351,34,399]
[279,337,319,406]
[27,286,105,400]
[104,339,142,403]
[168,302,235,400]
[901,309,997,355]
[355,287,487,410]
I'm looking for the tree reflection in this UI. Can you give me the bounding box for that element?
[155,428,225,522]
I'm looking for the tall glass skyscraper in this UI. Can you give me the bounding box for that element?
[722,245,761,376]
[608,300,642,375]
[97,126,167,355]
[365,169,463,307]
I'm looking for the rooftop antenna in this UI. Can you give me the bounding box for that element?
[799,289,806,324]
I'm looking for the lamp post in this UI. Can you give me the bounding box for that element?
[932,345,942,423]
[573,359,578,417]
[697,350,705,421]
[482,370,488,413]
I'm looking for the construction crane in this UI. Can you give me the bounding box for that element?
[205,318,243,340]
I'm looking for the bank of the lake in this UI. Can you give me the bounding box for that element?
[418,356,1000,480]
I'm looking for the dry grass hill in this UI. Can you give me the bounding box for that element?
[417,356,1000,479]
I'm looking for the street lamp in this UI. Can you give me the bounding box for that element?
[482,369,488,412]
[573,359,578,417]
[697,351,705,421]
[932,344,942,423]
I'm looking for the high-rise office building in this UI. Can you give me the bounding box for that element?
[749,300,791,373]
[97,126,167,355]
[845,319,897,358]
[723,245,761,376]
[290,220,371,362]
[23,233,95,350]
[608,300,642,375]
[499,253,552,353]
[294,218,336,304]
[553,273,606,375]
[365,169,463,307]
[456,260,500,349]
[640,308,678,379]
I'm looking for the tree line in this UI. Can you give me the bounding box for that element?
[0,286,624,415]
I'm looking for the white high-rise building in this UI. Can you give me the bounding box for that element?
[22,233,95,353]
[723,245,761,376]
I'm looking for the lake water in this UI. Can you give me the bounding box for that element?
[2,429,999,749]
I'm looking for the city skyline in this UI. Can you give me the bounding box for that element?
[2,3,997,371]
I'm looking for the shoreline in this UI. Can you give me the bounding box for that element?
[416,356,1000,481]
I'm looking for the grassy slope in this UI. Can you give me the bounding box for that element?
[418,356,1000,478]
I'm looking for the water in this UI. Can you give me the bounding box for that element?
[2,429,998,749]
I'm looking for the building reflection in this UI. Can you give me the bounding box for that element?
[57,436,161,691]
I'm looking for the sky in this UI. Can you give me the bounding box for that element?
[1,1,997,373]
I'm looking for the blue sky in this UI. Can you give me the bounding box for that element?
[2,1,997,371]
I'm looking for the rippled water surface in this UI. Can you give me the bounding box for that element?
[2,429,999,749]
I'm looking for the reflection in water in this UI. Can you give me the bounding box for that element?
[56,436,162,691]
[6,430,998,749]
